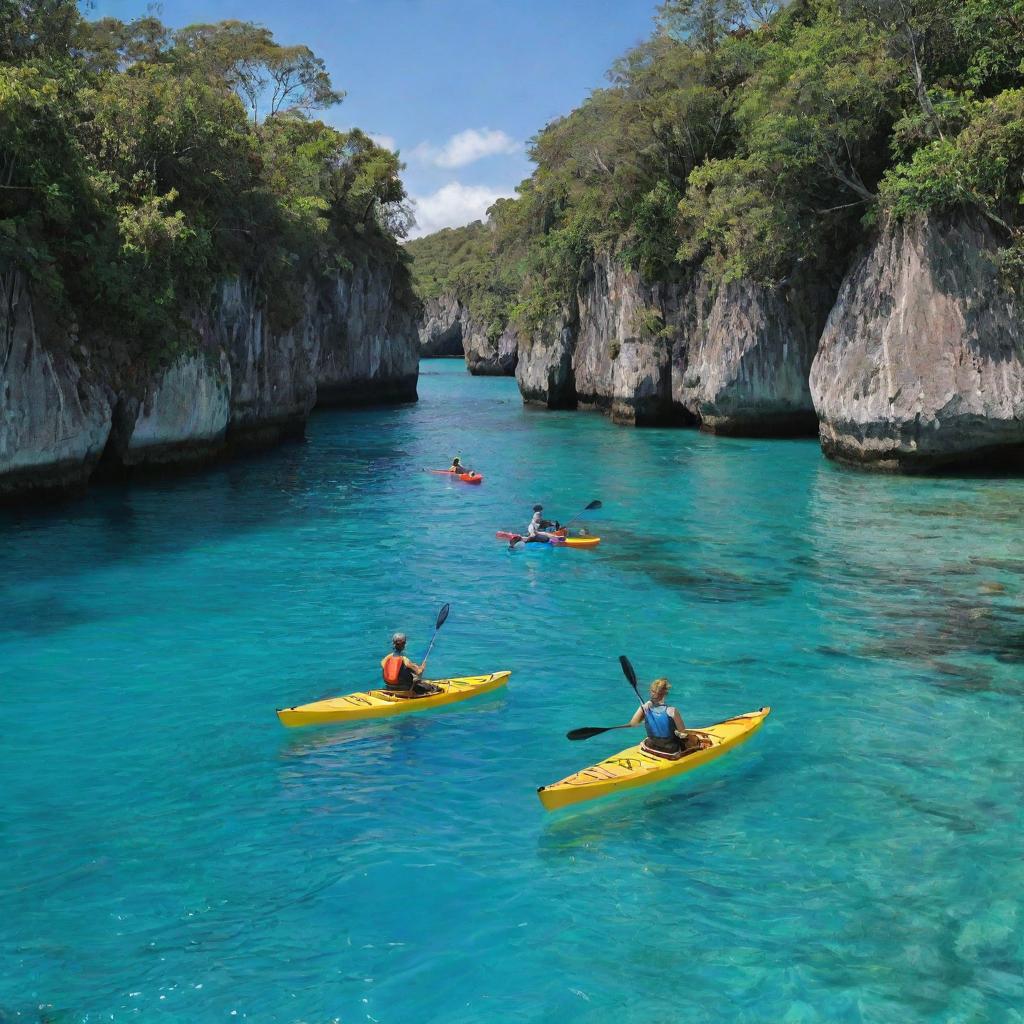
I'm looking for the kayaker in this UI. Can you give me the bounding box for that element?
[380,633,432,697]
[526,504,560,543]
[627,678,691,757]
[450,456,473,475]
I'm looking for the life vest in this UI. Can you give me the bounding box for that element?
[643,703,675,739]
[382,654,411,687]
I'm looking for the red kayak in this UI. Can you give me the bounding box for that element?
[428,469,483,485]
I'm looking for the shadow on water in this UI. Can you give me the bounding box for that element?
[277,691,510,761]
[0,408,416,598]
[0,594,110,639]
[535,748,774,859]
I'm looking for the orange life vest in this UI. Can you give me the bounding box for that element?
[382,654,407,686]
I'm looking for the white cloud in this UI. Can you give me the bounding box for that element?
[369,133,397,152]
[408,182,515,238]
[412,128,521,169]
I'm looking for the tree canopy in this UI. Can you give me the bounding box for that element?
[409,0,1024,333]
[0,2,412,355]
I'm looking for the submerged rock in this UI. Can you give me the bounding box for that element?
[810,214,1024,471]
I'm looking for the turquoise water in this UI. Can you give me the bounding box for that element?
[2,359,1022,1024]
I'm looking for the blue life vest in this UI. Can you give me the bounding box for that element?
[643,702,675,739]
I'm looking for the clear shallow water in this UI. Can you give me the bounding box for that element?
[2,359,1022,1024]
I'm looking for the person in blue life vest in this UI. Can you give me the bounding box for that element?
[380,633,435,697]
[626,678,705,756]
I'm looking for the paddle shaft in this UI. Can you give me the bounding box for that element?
[419,603,450,671]
[560,499,601,531]
[420,631,441,668]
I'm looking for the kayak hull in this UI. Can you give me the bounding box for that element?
[537,706,770,811]
[496,531,601,548]
[277,671,511,727]
[430,470,483,484]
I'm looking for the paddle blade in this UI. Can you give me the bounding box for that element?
[619,655,638,689]
[585,500,602,511]
[435,603,451,630]
[566,726,615,741]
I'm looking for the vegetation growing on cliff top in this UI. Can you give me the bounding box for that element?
[0,3,414,350]
[409,0,1024,331]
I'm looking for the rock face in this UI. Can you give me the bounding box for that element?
[515,307,579,410]
[572,254,689,425]
[678,275,833,436]
[107,352,231,468]
[419,295,465,357]
[0,258,419,500]
[204,276,318,448]
[317,260,419,405]
[515,253,829,432]
[810,215,1024,471]
[418,293,517,375]
[0,272,112,497]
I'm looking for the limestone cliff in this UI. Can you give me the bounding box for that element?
[0,259,419,499]
[0,271,112,497]
[677,274,833,436]
[418,293,517,375]
[419,295,465,358]
[515,306,578,410]
[515,253,829,433]
[810,215,1024,471]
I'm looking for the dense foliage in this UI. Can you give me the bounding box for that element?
[410,0,1024,332]
[404,212,524,342]
[0,2,413,353]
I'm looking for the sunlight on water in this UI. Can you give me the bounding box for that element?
[1,360,1022,1023]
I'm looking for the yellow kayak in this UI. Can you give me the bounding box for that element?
[537,706,770,811]
[277,671,511,727]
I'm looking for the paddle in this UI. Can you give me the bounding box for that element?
[565,654,649,741]
[560,498,602,531]
[419,602,450,671]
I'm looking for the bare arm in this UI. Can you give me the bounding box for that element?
[671,708,686,733]
[628,706,646,727]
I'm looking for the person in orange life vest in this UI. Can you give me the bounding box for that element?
[380,633,431,697]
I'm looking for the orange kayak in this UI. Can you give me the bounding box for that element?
[429,469,483,484]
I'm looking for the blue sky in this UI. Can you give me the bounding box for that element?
[89,0,660,236]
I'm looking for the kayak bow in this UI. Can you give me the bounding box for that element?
[277,671,511,727]
[537,706,770,810]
